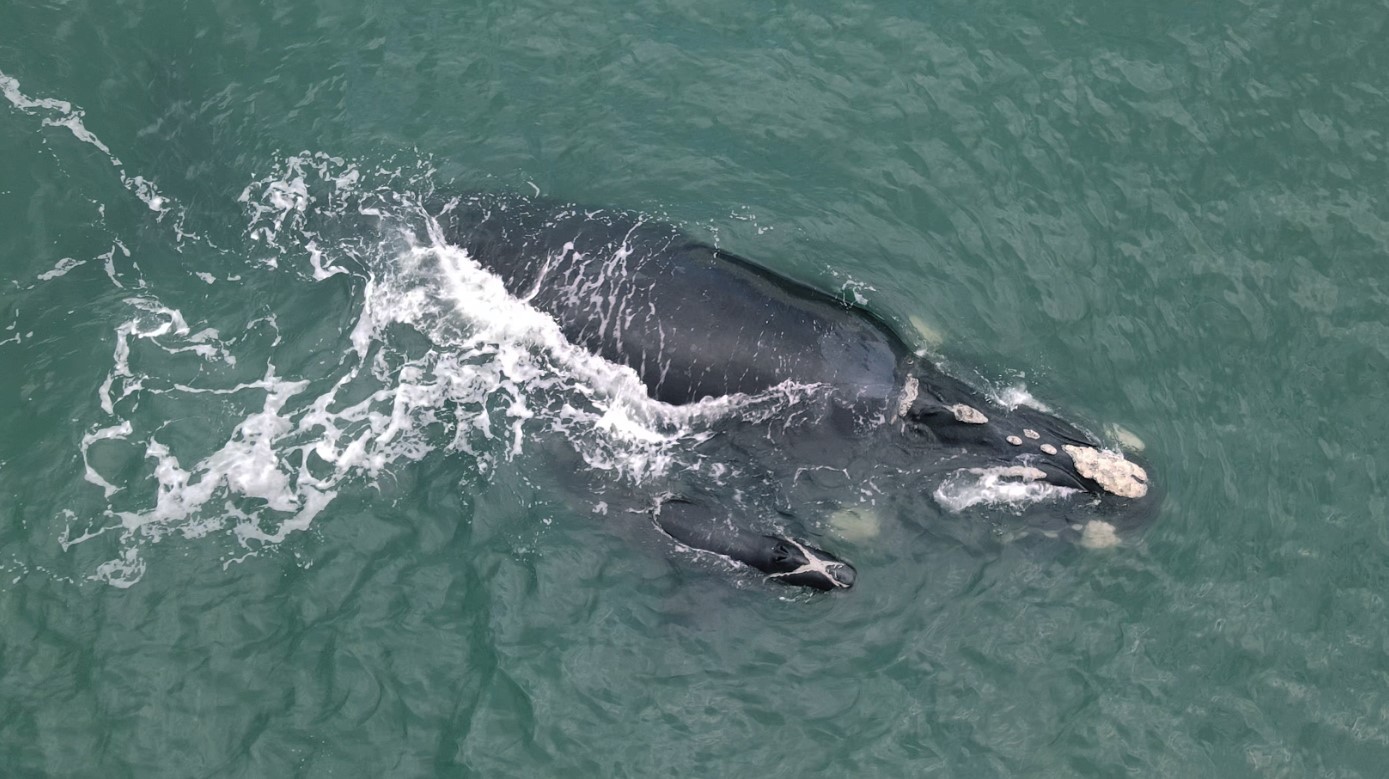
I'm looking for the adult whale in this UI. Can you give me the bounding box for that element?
[429,193,1156,590]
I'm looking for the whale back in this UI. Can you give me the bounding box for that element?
[436,195,911,406]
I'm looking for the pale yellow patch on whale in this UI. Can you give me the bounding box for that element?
[1080,520,1121,549]
[1107,423,1147,452]
[908,314,945,351]
[829,507,882,542]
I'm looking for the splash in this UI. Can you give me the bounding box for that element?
[60,151,804,587]
[990,384,1054,413]
[932,464,1079,512]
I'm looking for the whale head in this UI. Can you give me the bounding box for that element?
[901,383,1158,533]
[760,536,857,591]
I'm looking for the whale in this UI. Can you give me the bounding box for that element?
[430,193,1157,591]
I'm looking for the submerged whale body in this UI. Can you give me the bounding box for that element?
[432,193,1157,591]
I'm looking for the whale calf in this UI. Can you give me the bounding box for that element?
[431,193,1157,590]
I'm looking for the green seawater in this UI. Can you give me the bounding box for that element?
[2,0,1388,775]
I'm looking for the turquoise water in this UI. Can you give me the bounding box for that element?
[3,0,1388,775]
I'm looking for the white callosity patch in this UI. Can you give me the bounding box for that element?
[1062,445,1149,499]
[894,375,919,420]
[949,404,988,424]
[765,538,851,588]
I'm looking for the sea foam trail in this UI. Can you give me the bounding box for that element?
[4,67,1077,586]
[75,246,736,586]
[1,70,190,238]
[65,146,798,587]
[933,465,1079,513]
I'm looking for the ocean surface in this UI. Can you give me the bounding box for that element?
[3,0,1388,775]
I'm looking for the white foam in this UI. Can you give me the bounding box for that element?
[80,421,133,498]
[59,151,817,588]
[0,72,118,160]
[413,238,751,476]
[98,241,131,288]
[92,547,146,589]
[2,71,183,231]
[37,257,85,281]
[990,384,1053,413]
[933,464,1078,512]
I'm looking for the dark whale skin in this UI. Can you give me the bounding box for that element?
[430,193,1159,589]
[433,194,911,409]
